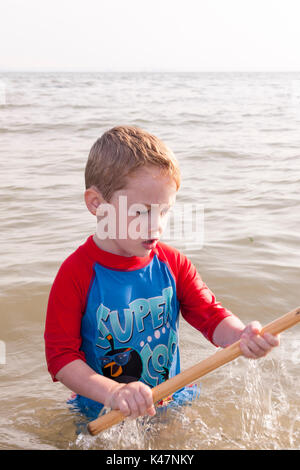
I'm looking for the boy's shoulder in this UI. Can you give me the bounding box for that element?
[155,240,182,259]
[155,240,192,262]
[155,241,193,278]
[53,236,95,281]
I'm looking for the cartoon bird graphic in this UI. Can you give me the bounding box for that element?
[96,334,143,384]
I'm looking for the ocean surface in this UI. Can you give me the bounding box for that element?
[0,71,300,450]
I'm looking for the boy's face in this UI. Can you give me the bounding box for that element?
[91,166,177,257]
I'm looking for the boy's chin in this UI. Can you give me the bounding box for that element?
[97,238,158,257]
[134,245,152,257]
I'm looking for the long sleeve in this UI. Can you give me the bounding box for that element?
[44,254,91,381]
[156,243,234,345]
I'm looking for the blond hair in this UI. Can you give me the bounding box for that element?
[85,126,181,201]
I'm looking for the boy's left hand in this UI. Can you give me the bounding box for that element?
[239,321,280,359]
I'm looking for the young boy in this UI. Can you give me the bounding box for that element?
[44,126,279,420]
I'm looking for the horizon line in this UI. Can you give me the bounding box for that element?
[1,68,300,74]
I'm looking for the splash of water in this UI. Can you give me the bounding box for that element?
[240,357,293,449]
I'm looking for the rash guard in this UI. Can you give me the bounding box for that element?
[44,235,233,414]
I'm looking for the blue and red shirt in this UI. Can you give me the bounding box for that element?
[44,235,233,411]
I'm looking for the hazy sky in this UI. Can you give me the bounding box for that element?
[1,0,300,72]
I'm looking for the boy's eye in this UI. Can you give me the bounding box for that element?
[135,206,171,217]
[136,210,149,216]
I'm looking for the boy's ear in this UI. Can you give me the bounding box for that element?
[84,186,105,216]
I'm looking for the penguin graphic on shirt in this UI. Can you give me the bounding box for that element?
[96,334,143,384]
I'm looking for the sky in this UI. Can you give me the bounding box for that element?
[1,0,300,72]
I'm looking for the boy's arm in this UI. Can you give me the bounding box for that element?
[44,257,87,381]
[171,247,279,358]
[212,316,280,358]
[174,250,234,344]
[56,359,155,418]
[56,359,118,405]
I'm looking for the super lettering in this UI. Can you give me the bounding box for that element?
[96,286,173,347]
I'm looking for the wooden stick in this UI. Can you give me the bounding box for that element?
[87,306,300,436]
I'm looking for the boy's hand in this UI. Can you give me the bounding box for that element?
[239,321,280,359]
[107,381,156,419]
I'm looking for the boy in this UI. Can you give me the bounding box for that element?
[44,126,279,420]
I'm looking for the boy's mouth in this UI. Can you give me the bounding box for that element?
[142,238,159,250]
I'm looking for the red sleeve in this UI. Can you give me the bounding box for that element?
[44,253,92,381]
[177,253,233,344]
[157,243,234,345]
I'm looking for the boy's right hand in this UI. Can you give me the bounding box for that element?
[107,381,156,419]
